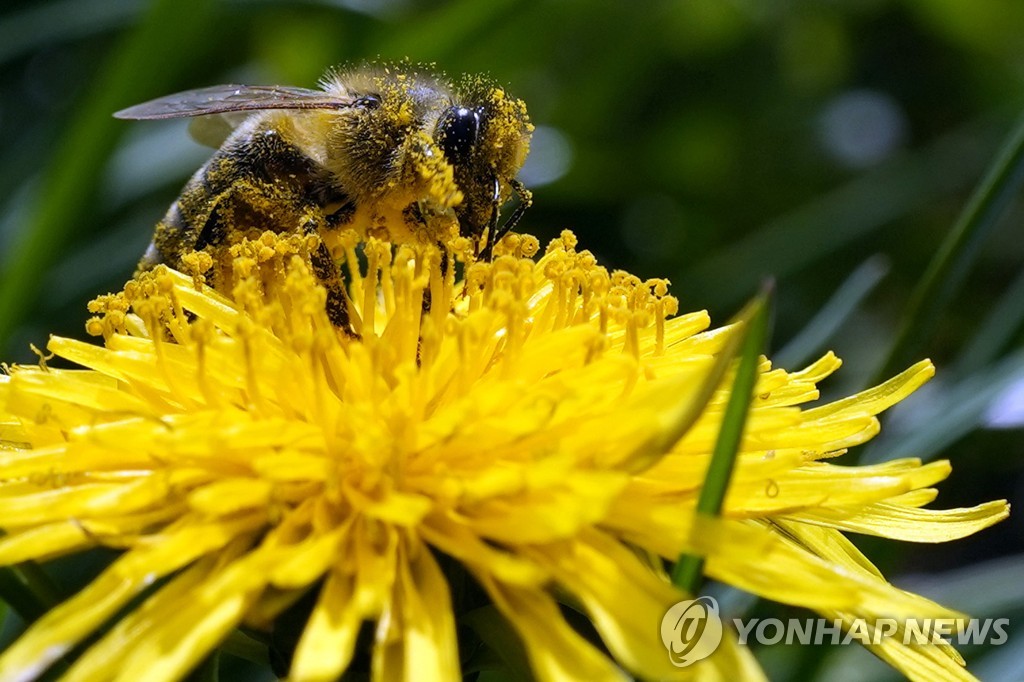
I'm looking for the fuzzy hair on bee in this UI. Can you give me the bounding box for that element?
[115,62,533,330]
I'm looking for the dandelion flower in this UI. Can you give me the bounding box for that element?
[0,229,1008,681]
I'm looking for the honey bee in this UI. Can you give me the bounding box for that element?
[115,63,533,329]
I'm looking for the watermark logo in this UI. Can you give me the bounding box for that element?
[660,598,1010,666]
[732,617,1011,647]
[660,596,724,666]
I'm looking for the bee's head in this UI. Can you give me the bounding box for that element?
[437,106,483,166]
[437,79,533,248]
[325,64,532,250]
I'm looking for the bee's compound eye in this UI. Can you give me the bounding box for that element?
[354,95,381,109]
[438,106,481,164]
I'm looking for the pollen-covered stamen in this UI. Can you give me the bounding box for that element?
[85,232,681,414]
[360,238,386,339]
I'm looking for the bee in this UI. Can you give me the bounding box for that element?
[115,63,533,330]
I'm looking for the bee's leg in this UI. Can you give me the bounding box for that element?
[398,202,451,317]
[477,176,503,261]
[324,200,356,228]
[480,178,532,260]
[500,179,533,237]
[305,196,357,330]
[299,217,354,334]
[187,174,354,333]
[193,201,230,252]
[439,247,451,279]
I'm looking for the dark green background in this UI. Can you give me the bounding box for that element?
[0,1,1022,679]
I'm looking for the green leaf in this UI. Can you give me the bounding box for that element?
[871,110,1024,386]
[775,255,889,369]
[953,264,1024,377]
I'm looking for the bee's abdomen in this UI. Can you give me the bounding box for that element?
[139,121,339,273]
[138,171,214,271]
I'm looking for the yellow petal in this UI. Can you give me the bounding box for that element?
[802,360,934,420]
[477,575,627,682]
[0,476,169,525]
[372,535,459,682]
[529,529,691,680]
[774,521,966,619]
[188,478,273,516]
[722,460,956,514]
[291,569,363,682]
[0,519,255,678]
[461,470,627,544]
[0,521,91,565]
[4,367,145,415]
[419,511,549,586]
[822,609,976,682]
[268,528,344,589]
[113,550,270,682]
[0,570,138,680]
[785,498,1010,542]
[64,551,231,681]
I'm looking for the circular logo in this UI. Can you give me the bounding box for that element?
[660,596,724,667]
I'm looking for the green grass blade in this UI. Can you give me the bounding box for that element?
[672,286,772,594]
[901,552,1024,616]
[953,264,1024,377]
[680,118,1004,311]
[462,605,533,681]
[974,639,1024,682]
[871,110,1024,386]
[220,630,270,667]
[374,0,522,60]
[9,562,61,612]
[775,255,889,369]
[192,650,220,682]
[0,566,54,623]
[0,0,217,348]
[0,0,141,66]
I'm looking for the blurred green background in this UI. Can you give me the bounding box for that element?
[1,0,1023,679]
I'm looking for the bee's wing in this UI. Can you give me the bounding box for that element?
[186,112,257,149]
[113,84,358,120]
